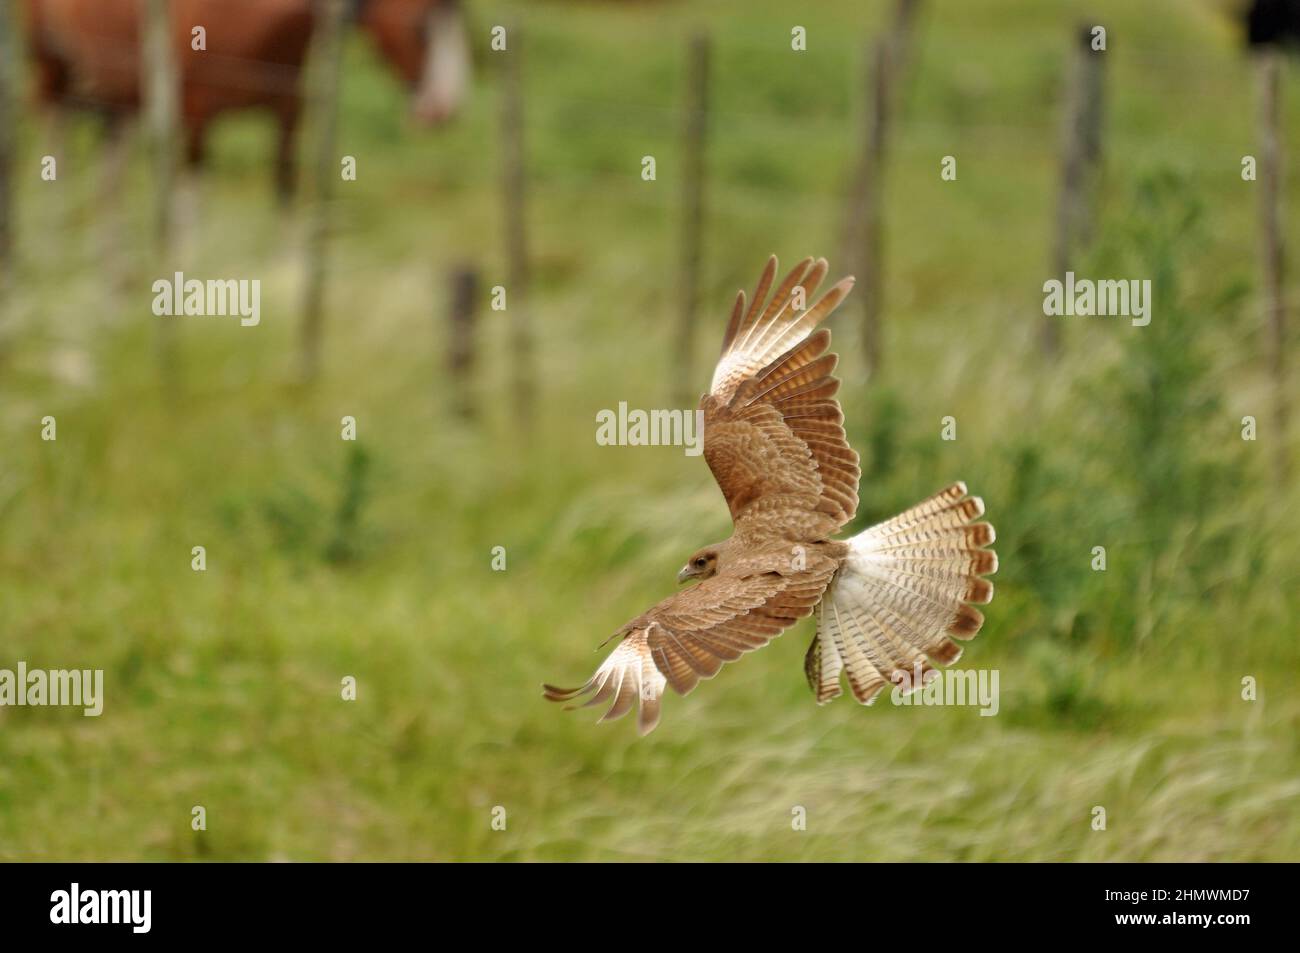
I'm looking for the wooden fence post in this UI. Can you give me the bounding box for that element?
[858,39,888,377]
[673,33,710,408]
[1045,23,1105,358]
[0,0,14,290]
[843,0,920,378]
[143,0,180,389]
[299,0,346,383]
[0,1,13,372]
[500,23,534,430]
[1257,49,1289,484]
[446,265,479,419]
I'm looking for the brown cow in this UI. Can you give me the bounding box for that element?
[23,0,470,200]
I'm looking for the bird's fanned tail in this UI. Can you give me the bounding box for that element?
[807,482,997,705]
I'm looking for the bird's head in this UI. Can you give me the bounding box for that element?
[677,546,723,584]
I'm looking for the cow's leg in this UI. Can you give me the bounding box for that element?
[41,108,69,227]
[98,114,134,288]
[100,115,132,201]
[183,118,207,171]
[173,120,207,260]
[274,99,302,207]
[42,107,67,173]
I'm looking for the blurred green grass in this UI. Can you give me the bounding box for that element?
[0,0,1297,860]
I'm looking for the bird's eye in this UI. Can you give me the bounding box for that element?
[694,557,707,568]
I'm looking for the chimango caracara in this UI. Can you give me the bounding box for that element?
[545,256,997,734]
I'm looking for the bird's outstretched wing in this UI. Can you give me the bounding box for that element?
[543,562,836,735]
[702,256,860,545]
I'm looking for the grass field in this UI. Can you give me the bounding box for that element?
[0,0,1297,861]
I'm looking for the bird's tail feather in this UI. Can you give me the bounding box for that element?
[807,482,997,704]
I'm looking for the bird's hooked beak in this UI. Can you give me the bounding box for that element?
[676,564,694,585]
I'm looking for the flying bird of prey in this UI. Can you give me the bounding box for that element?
[544,256,996,734]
